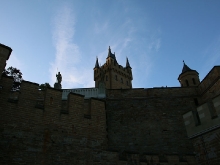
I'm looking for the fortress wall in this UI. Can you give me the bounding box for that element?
[0,44,12,78]
[183,95,220,165]
[107,88,147,98]
[107,87,198,99]
[200,77,220,104]
[199,66,220,98]
[0,78,107,142]
[0,77,109,164]
[183,95,220,138]
[106,95,196,155]
[192,128,220,165]
[145,87,199,99]
[66,93,107,147]
[0,76,14,102]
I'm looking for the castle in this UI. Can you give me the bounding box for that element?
[0,43,220,165]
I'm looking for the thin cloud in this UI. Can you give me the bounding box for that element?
[148,38,161,52]
[202,36,220,69]
[50,5,93,89]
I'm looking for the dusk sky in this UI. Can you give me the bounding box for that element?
[1,0,220,89]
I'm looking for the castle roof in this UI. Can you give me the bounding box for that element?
[179,61,198,76]
[107,46,116,59]
[107,46,118,65]
[182,61,193,73]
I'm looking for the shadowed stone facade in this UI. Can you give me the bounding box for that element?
[0,43,219,164]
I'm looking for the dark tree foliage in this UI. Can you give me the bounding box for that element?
[39,83,51,90]
[2,66,23,91]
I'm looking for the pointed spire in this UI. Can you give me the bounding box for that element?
[182,60,193,73]
[108,46,112,57]
[95,57,99,68]
[126,57,131,68]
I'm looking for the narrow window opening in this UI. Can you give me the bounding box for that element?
[126,81,128,86]
[106,75,108,81]
[115,75,117,81]
[185,80,189,86]
[192,78,196,85]
[50,97,53,105]
[194,98,198,106]
[121,78,123,83]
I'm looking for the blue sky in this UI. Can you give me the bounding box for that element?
[1,0,220,89]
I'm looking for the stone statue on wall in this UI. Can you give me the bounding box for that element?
[56,72,62,84]
[54,72,62,89]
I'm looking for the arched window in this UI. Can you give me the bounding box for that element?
[192,78,196,85]
[185,80,189,86]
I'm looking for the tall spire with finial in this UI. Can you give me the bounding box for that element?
[126,57,131,68]
[95,57,99,68]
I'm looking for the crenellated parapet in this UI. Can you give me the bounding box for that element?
[0,75,107,148]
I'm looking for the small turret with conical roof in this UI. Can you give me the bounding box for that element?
[178,61,200,87]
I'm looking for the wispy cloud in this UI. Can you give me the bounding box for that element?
[148,38,161,52]
[202,36,220,70]
[50,5,94,88]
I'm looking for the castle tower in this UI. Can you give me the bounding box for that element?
[94,46,133,89]
[178,61,200,87]
[0,43,12,79]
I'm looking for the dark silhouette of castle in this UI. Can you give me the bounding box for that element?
[0,43,220,165]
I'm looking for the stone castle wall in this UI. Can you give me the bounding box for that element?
[0,75,198,164]
[2,43,220,164]
[105,87,198,155]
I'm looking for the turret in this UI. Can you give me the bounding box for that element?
[94,46,133,89]
[178,61,200,87]
[0,43,12,79]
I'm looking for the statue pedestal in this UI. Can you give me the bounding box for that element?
[54,83,62,89]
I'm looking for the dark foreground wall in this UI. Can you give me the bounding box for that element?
[106,88,198,155]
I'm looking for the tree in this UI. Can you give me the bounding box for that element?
[2,66,23,91]
[39,83,51,90]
